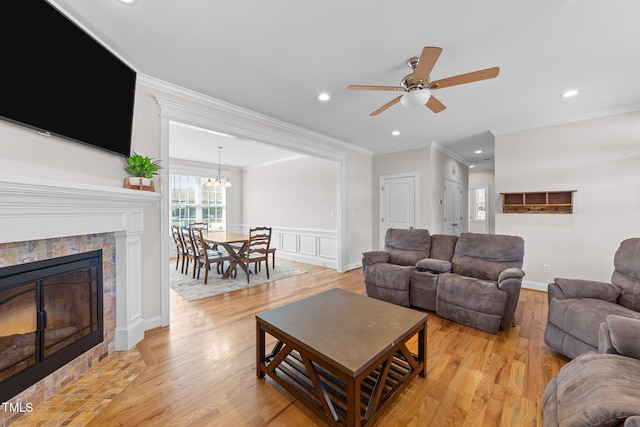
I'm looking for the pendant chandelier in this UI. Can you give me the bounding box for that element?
[205,146,232,188]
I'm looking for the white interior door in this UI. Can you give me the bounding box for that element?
[444,178,463,235]
[380,174,417,248]
[469,186,489,233]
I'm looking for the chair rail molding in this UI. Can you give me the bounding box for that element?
[0,175,160,351]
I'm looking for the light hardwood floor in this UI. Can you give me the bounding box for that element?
[84,260,567,427]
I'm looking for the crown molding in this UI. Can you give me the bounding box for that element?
[137,74,372,160]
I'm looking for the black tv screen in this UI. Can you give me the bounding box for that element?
[0,0,136,157]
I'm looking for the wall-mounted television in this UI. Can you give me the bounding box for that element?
[0,0,137,157]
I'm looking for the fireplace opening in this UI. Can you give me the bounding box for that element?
[0,250,103,402]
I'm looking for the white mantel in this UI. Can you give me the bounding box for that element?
[0,175,160,351]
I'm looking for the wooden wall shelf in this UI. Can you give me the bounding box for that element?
[501,190,576,214]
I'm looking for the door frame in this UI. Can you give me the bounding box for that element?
[379,172,420,248]
[469,185,489,234]
[443,177,463,235]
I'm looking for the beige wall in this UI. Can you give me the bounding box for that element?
[495,111,640,288]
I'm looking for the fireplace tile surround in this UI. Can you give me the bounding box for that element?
[0,235,115,424]
[0,175,160,419]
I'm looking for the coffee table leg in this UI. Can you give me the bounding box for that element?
[419,321,427,377]
[256,319,265,378]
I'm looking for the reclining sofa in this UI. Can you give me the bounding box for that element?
[362,229,525,334]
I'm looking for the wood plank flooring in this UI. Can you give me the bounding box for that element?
[19,260,570,426]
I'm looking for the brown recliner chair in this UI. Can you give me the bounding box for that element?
[543,315,640,427]
[545,238,640,359]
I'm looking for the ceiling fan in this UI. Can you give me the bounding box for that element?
[347,46,499,116]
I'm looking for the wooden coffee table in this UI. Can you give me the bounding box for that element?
[256,288,427,426]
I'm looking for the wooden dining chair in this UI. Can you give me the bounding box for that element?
[236,227,272,283]
[171,225,189,273]
[190,222,217,251]
[181,227,200,278]
[194,229,233,284]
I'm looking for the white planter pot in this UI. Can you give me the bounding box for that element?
[128,177,151,187]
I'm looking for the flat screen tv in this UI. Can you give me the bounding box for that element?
[0,0,137,157]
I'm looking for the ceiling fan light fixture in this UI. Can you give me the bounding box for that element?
[400,89,431,109]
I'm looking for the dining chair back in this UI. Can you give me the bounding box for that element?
[194,229,233,284]
[171,225,189,273]
[181,227,200,278]
[237,227,272,283]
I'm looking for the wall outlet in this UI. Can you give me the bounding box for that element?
[543,264,552,274]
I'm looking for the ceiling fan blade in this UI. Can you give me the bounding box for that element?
[370,96,402,116]
[348,85,405,91]
[429,66,500,90]
[426,95,446,113]
[411,46,442,85]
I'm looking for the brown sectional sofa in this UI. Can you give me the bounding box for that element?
[362,229,525,334]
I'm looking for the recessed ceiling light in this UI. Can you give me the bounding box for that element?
[470,165,475,168]
[117,0,138,4]
[391,130,400,136]
[474,150,482,154]
[317,93,330,101]
[561,89,579,98]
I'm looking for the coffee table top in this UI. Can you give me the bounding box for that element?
[256,288,427,377]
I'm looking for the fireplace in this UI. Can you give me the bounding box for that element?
[0,251,104,402]
[0,175,160,415]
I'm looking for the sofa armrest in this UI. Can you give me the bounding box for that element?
[498,267,525,282]
[598,315,640,360]
[362,251,390,267]
[548,277,620,302]
[497,268,525,329]
[415,258,452,273]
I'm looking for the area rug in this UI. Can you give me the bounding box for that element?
[170,263,306,301]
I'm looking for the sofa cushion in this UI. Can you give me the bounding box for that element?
[451,233,524,281]
[428,234,458,261]
[543,352,640,427]
[364,263,413,307]
[437,274,507,315]
[436,273,508,333]
[547,298,640,351]
[384,228,431,266]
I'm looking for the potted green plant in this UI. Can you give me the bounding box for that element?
[124,152,162,188]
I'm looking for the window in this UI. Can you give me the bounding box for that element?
[170,174,226,230]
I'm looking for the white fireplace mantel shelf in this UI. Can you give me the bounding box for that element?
[0,174,160,243]
[0,174,160,351]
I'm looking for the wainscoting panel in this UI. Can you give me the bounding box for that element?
[230,225,337,269]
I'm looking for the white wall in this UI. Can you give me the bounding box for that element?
[343,151,373,269]
[242,156,337,229]
[495,111,640,289]
[469,170,496,234]
[429,146,469,234]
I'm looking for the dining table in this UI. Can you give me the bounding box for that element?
[203,231,250,279]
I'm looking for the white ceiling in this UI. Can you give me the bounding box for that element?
[52,0,640,170]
